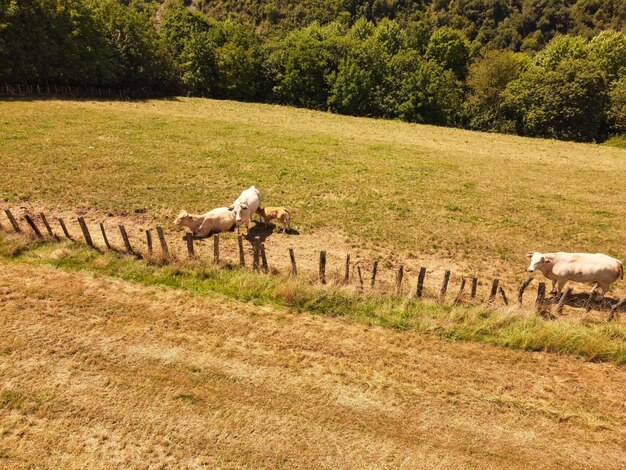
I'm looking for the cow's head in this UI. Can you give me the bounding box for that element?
[174,210,190,226]
[233,203,249,225]
[526,251,550,273]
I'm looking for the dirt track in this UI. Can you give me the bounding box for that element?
[1,261,625,469]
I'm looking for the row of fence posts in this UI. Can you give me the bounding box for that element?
[1,82,149,100]
[2,207,625,318]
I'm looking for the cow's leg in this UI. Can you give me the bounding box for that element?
[550,279,557,295]
[556,279,567,295]
[586,283,600,312]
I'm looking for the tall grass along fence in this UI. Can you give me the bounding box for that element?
[2,207,625,322]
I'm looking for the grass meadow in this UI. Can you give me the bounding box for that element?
[2,257,625,468]
[1,98,625,286]
[1,234,624,365]
[2,98,626,468]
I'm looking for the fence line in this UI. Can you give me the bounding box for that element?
[0,81,158,100]
[0,206,623,320]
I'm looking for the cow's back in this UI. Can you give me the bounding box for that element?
[238,186,261,214]
[200,207,235,234]
[552,252,621,283]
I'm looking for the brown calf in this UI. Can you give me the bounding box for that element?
[256,207,291,232]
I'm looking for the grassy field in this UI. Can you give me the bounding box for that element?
[1,234,624,364]
[2,97,626,468]
[1,259,626,468]
[1,98,625,288]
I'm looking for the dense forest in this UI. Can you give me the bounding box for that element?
[1,0,625,142]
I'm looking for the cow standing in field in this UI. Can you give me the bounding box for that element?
[256,206,291,233]
[174,208,235,238]
[231,186,262,235]
[526,251,624,296]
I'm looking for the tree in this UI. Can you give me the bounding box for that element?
[267,22,345,109]
[328,34,389,117]
[465,50,528,131]
[588,29,626,83]
[396,60,463,126]
[502,58,607,141]
[608,75,626,134]
[210,22,264,101]
[178,31,218,97]
[89,0,175,91]
[425,27,471,79]
[533,34,588,70]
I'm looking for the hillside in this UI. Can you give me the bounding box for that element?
[4,1,626,142]
[1,98,625,292]
[1,260,626,468]
[192,0,626,44]
[2,96,626,467]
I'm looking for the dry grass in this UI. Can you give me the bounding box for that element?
[1,260,626,469]
[1,98,625,294]
[2,233,624,364]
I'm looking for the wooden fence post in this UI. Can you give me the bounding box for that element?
[439,270,451,300]
[518,277,534,305]
[213,233,220,264]
[357,265,364,291]
[238,234,245,266]
[416,267,427,298]
[77,217,94,247]
[156,226,169,258]
[23,215,43,238]
[289,247,297,275]
[146,229,153,254]
[498,286,509,306]
[489,278,500,302]
[396,264,404,295]
[39,213,54,237]
[556,287,572,315]
[585,291,596,313]
[535,282,546,314]
[471,276,478,299]
[253,236,260,271]
[57,218,72,240]
[185,232,195,258]
[261,243,268,273]
[100,223,111,250]
[118,225,133,254]
[319,250,327,284]
[608,299,626,322]
[344,254,350,283]
[371,260,379,288]
[454,277,466,305]
[4,209,21,233]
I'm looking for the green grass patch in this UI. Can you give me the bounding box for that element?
[1,235,625,365]
[604,135,626,149]
[0,387,53,413]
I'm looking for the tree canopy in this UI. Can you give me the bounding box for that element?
[1,0,625,142]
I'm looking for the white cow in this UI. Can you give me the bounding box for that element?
[231,186,262,234]
[526,251,623,295]
[174,207,235,238]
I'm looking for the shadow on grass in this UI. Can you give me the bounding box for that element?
[549,292,626,313]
